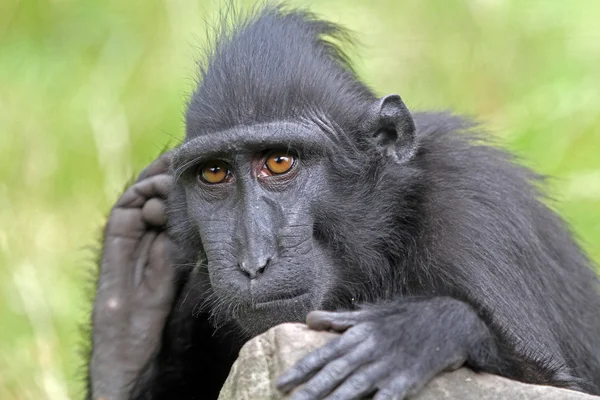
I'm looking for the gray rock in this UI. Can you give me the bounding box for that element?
[218,323,598,400]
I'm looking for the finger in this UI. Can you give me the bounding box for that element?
[290,342,376,400]
[142,198,167,227]
[277,337,343,392]
[277,325,369,392]
[116,174,172,208]
[104,207,145,239]
[144,233,177,297]
[100,214,143,285]
[372,374,412,400]
[307,310,371,332]
[324,361,389,400]
[132,174,172,202]
[136,152,172,182]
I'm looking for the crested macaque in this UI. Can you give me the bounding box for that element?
[87,5,600,400]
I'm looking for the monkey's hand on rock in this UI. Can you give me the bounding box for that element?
[277,297,486,400]
[90,153,176,400]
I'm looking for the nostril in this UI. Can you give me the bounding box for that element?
[257,258,271,275]
[239,258,271,279]
[239,264,251,278]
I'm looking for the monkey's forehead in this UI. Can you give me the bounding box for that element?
[172,121,333,170]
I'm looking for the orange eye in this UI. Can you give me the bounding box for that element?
[265,152,295,175]
[199,160,230,184]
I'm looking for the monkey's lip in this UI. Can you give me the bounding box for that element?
[252,291,311,310]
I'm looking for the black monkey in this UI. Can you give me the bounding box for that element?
[87,5,600,400]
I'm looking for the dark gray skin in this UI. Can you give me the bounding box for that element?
[87,6,600,400]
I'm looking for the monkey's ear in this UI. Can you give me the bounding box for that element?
[365,94,417,163]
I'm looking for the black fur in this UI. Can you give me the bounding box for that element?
[87,4,600,399]
[185,5,373,135]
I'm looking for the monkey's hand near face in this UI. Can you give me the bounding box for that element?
[89,153,176,400]
[277,297,489,400]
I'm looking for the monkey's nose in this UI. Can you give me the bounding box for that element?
[239,257,271,279]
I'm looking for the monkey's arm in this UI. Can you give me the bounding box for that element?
[88,154,176,400]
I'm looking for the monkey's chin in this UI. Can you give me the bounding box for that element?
[235,292,314,337]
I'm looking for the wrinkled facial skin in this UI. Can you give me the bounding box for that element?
[170,122,343,336]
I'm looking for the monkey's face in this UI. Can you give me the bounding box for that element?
[170,122,348,336]
[169,93,416,337]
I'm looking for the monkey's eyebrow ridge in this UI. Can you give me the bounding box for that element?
[172,121,332,173]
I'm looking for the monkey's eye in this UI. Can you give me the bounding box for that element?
[198,160,232,184]
[263,151,296,175]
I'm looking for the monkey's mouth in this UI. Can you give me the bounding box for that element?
[234,291,313,336]
[252,291,311,310]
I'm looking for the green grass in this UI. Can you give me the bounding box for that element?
[1,0,599,398]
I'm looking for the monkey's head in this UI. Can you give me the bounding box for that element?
[168,7,419,337]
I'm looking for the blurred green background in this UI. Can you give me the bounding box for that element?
[1,0,599,398]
